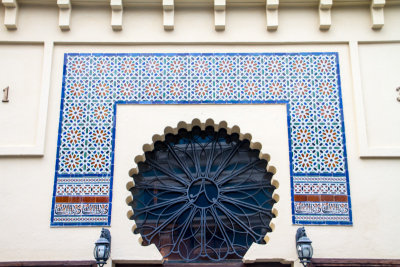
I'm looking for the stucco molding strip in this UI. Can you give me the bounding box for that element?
[7,0,398,7]
[2,0,18,30]
[349,41,400,157]
[0,41,53,156]
[266,0,278,31]
[310,258,400,266]
[349,41,369,157]
[57,0,71,31]
[319,0,332,30]
[163,0,174,30]
[0,261,97,267]
[35,41,54,155]
[370,0,385,29]
[111,0,123,31]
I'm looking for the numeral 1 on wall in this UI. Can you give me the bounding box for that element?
[2,86,9,103]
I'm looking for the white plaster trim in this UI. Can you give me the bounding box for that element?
[319,0,332,30]
[2,0,16,7]
[370,0,385,29]
[266,0,278,31]
[57,0,71,31]
[111,0,123,31]
[0,41,53,156]
[7,0,398,6]
[214,0,226,31]
[2,0,18,30]
[3,0,395,32]
[110,0,122,10]
[349,41,400,157]
[1,40,398,45]
[163,0,174,30]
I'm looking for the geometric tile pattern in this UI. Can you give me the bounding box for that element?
[51,53,352,226]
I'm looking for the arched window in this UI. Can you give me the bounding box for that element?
[128,123,277,262]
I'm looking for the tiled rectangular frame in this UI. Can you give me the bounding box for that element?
[51,53,352,226]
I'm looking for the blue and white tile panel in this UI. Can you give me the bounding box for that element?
[51,53,352,226]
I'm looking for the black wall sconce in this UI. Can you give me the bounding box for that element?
[296,227,313,267]
[94,228,111,267]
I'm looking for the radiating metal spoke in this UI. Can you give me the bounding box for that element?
[205,133,218,175]
[134,184,187,193]
[200,208,206,256]
[210,206,235,256]
[221,184,273,192]
[167,143,196,181]
[174,145,198,176]
[146,157,190,186]
[147,204,191,241]
[217,204,259,241]
[210,141,242,180]
[220,196,273,217]
[170,206,198,254]
[216,160,262,185]
[189,138,201,176]
[134,196,187,213]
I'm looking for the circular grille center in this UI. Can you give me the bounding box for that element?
[188,178,219,208]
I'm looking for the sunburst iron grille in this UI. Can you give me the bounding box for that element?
[129,125,276,262]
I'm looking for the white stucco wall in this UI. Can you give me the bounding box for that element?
[0,2,399,266]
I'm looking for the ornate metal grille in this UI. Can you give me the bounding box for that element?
[129,125,276,262]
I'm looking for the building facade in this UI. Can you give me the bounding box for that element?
[0,0,399,266]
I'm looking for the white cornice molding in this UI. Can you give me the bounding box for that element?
[10,0,400,7]
[2,0,398,32]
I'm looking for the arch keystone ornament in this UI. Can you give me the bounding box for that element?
[127,121,278,262]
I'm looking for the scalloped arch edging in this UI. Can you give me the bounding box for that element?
[126,119,279,261]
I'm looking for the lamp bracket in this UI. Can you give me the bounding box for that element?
[296,226,307,242]
[100,228,111,243]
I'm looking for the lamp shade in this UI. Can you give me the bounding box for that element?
[94,237,110,260]
[297,235,313,260]
[295,227,313,266]
[94,229,111,267]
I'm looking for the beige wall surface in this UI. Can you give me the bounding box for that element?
[0,44,43,146]
[358,43,400,148]
[0,3,400,266]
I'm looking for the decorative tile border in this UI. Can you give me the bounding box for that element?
[51,52,352,226]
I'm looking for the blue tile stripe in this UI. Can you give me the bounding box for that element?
[51,52,352,226]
